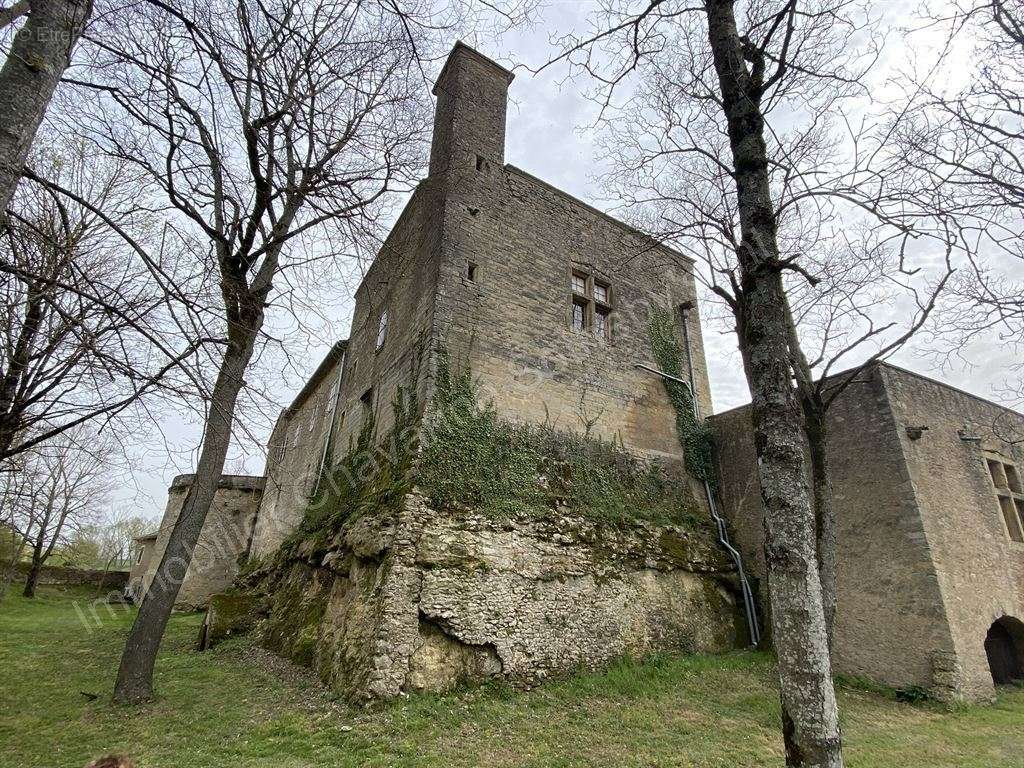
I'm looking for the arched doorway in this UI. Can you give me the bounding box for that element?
[985,616,1024,685]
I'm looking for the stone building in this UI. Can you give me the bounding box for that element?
[126,529,157,601]
[249,341,347,559]
[151,42,1022,703]
[710,362,1024,701]
[137,474,264,610]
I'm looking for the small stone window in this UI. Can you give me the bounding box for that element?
[569,270,612,340]
[987,456,1024,543]
[376,310,389,350]
[360,388,374,422]
[467,261,478,282]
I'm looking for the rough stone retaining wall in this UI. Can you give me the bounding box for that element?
[13,562,129,591]
[255,492,740,701]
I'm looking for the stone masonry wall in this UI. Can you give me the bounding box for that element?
[438,163,711,462]
[143,474,265,610]
[710,364,959,696]
[330,180,445,456]
[258,492,740,701]
[127,535,156,600]
[250,344,346,559]
[880,365,1024,700]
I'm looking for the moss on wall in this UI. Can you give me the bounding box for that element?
[276,388,419,563]
[417,352,706,527]
[647,307,716,486]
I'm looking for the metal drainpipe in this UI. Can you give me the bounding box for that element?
[635,311,761,647]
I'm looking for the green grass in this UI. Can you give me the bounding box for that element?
[1,587,1022,767]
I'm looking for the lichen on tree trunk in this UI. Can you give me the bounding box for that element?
[0,0,93,216]
[704,1,844,765]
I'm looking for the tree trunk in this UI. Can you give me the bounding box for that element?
[22,545,42,598]
[112,334,255,704]
[704,1,843,766]
[0,0,93,217]
[803,404,837,647]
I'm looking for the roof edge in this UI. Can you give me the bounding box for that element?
[433,41,515,95]
[503,164,696,266]
[282,339,349,418]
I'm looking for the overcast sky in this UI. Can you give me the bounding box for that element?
[116,2,1020,524]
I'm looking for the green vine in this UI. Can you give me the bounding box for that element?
[648,306,717,486]
[278,344,713,565]
[417,351,707,527]
[278,385,419,562]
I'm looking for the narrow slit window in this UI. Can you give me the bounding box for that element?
[376,310,389,350]
[467,262,478,282]
[360,388,374,424]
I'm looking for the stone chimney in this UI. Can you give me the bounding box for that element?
[428,42,515,177]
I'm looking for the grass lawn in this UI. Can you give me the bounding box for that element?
[1,587,1022,768]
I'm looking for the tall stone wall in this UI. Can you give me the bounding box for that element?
[880,365,1024,700]
[255,493,740,701]
[710,364,959,696]
[435,161,710,466]
[143,474,264,610]
[330,179,446,455]
[250,344,346,559]
[126,534,157,600]
[422,45,710,465]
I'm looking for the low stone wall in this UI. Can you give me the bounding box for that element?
[252,493,741,701]
[13,562,130,591]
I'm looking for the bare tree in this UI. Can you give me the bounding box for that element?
[897,0,1024,434]
[0,144,203,464]
[62,0,535,704]
[6,427,112,597]
[544,2,972,764]
[0,0,93,216]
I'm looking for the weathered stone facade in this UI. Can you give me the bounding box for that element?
[255,493,739,700]
[250,342,347,559]
[164,42,1022,704]
[126,530,157,601]
[243,42,714,561]
[140,474,264,610]
[710,362,1024,701]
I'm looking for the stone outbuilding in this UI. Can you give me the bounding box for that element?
[137,474,264,610]
[126,529,158,602]
[710,362,1024,701]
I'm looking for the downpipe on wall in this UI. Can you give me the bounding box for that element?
[635,307,762,648]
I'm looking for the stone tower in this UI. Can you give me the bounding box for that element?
[428,41,514,176]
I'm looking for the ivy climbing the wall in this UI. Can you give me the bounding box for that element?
[417,351,707,528]
[277,385,420,562]
[648,306,717,486]
[279,347,712,563]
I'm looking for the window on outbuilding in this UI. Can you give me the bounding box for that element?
[569,270,613,340]
[987,456,1024,543]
